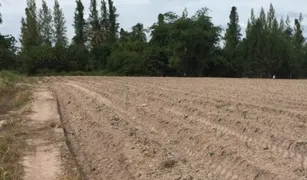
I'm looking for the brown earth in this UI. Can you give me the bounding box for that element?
[46,76,307,180]
[21,84,80,180]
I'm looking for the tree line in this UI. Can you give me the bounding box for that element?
[0,0,307,78]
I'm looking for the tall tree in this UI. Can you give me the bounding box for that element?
[19,17,28,51]
[0,2,2,24]
[73,0,87,44]
[18,0,42,74]
[53,0,67,47]
[88,0,102,46]
[24,0,41,47]
[38,0,53,46]
[107,0,119,42]
[293,15,305,77]
[224,6,242,76]
[71,0,90,71]
[267,3,275,29]
[100,0,109,31]
[131,23,147,42]
[294,16,304,49]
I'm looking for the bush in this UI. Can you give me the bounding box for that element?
[106,50,145,75]
[0,71,20,88]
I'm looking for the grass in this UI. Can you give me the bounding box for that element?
[0,71,31,180]
[0,136,24,180]
[0,71,31,113]
[0,71,21,88]
[34,70,114,76]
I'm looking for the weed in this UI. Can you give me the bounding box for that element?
[0,136,23,180]
[0,71,31,180]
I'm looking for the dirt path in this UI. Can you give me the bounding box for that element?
[47,76,307,180]
[22,85,64,180]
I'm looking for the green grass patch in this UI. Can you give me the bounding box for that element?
[34,70,122,77]
[0,71,31,114]
[0,71,31,180]
[0,71,21,89]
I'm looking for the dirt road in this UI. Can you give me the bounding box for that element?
[48,77,307,180]
[22,85,63,180]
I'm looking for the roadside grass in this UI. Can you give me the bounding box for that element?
[0,71,32,180]
[0,135,24,180]
[35,70,121,76]
[0,71,31,113]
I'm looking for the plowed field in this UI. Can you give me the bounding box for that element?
[48,77,307,180]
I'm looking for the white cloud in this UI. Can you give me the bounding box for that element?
[0,0,306,43]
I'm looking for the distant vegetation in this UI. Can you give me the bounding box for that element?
[0,0,307,78]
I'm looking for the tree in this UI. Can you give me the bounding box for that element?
[267,3,275,29]
[53,0,67,47]
[0,2,2,24]
[19,17,28,51]
[88,0,102,46]
[169,8,221,76]
[224,6,242,76]
[24,0,41,47]
[73,0,87,44]
[0,34,18,70]
[38,0,53,46]
[100,0,109,31]
[18,0,42,74]
[107,0,119,42]
[131,23,147,42]
[2,1,307,78]
[293,15,305,77]
[71,0,89,71]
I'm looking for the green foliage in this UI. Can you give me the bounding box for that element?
[38,0,53,46]
[107,50,144,75]
[0,35,18,70]
[0,71,20,88]
[224,6,242,76]
[53,0,67,47]
[73,0,87,45]
[1,1,307,78]
[107,0,119,42]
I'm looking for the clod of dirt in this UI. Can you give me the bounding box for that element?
[50,121,61,128]
[141,103,147,107]
[50,121,56,128]
[129,128,137,137]
[67,101,71,104]
[113,117,120,121]
[161,159,177,169]
[182,175,193,180]
[209,152,215,156]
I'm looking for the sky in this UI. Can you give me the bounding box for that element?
[0,0,307,43]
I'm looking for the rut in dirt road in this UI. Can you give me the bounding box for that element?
[49,76,307,180]
[23,86,63,180]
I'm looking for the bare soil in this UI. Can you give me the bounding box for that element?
[22,86,62,180]
[21,84,80,180]
[47,76,307,180]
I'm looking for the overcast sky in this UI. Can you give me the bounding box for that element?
[0,0,306,43]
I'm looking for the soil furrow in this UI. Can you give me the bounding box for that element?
[48,77,307,180]
[63,79,305,179]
